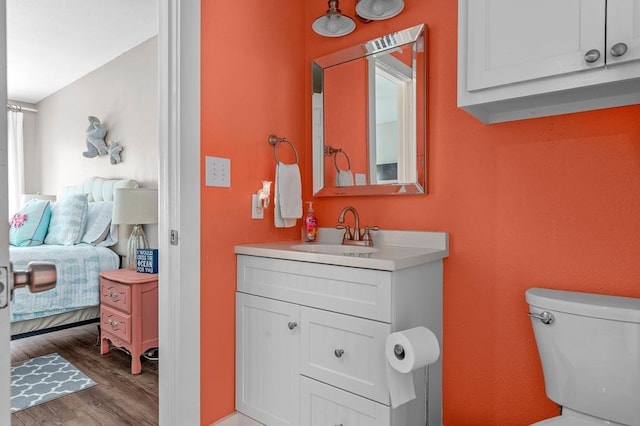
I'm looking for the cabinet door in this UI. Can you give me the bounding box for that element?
[606,0,640,66]
[236,293,300,426]
[465,0,605,91]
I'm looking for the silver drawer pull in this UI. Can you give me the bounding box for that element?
[334,348,344,358]
[109,291,119,301]
[528,311,554,325]
[287,321,297,330]
[108,318,119,328]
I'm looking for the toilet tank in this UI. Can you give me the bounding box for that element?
[526,288,640,426]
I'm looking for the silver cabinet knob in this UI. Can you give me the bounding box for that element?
[610,42,628,57]
[584,49,601,63]
[334,348,344,358]
[287,321,297,330]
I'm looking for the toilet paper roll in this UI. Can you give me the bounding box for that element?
[385,326,440,408]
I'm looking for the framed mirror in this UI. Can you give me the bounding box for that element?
[312,24,427,196]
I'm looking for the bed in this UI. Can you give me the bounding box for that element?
[9,177,138,337]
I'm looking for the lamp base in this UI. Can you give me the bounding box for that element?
[125,225,149,270]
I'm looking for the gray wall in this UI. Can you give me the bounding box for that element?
[28,36,159,247]
[34,36,158,195]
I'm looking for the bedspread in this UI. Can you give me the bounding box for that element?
[9,244,119,322]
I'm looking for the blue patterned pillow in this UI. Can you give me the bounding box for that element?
[9,199,53,247]
[44,194,89,245]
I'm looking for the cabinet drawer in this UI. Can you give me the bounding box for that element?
[300,376,390,426]
[101,279,132,313]
[300,307,390,405]
[101,305,132,344]
[237,255,392,322]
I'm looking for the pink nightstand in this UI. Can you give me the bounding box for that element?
[99,269,158,374]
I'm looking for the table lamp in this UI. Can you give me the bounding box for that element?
[112,188,158,270]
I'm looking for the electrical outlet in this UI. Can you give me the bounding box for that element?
[251,194,264,219]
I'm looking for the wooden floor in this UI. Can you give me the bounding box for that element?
[10,323,158,425]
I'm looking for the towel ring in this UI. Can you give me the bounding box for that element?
[334,149,351,172]
[269,134,299,165]
[324,145,351,172]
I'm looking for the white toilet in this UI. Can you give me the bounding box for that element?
[526,287,640,426]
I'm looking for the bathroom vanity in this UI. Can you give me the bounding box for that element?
[234,229,448,426]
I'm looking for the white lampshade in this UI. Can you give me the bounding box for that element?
[112,188,158,225]
[312,0,356,37]
[112,188,158,270]
[356,0,404,20]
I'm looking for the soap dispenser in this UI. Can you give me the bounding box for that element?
[302,201,318,242]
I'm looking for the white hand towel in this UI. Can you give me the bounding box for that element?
[274,162,302,228]
[336,170,354,187]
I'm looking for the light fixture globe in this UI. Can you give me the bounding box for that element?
[356,0,404,20]
[312,0,356,37]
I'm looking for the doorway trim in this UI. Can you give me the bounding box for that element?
[158,1,201,424]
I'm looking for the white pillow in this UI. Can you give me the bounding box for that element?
[44,194,89,245]
[81,201,113,245]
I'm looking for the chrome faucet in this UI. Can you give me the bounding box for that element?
[337,206,379,246]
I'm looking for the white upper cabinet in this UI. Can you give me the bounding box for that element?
[458,0,640,123]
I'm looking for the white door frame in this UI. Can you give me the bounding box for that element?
[158,1,201,424]
[0,1,11,422]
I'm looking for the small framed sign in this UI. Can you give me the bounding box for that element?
[136,249,158,274]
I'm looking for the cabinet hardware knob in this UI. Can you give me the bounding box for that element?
[108,319,119,328]
[334,348,345,358]
[109,292,118,301]
[287,321,297,330]
[584,49,601,63]
[610,42,628,57]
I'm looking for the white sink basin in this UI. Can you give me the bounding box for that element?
[289,243,378,255]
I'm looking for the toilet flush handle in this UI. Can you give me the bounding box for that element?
[528,311,554,325]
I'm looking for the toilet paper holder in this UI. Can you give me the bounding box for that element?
[394,344,405,360]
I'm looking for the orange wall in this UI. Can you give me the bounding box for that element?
[304,2,640,426]
[200,1,306,423]
[201,0,640,424]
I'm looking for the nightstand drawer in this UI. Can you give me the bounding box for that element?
[300,307,390,405]
[101,305,132,344]
[101,279,132,313]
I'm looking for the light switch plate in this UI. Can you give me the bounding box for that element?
[205,156,231,187]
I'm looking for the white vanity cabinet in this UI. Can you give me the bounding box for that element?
[458,0,640,123]
[235,235,447,426]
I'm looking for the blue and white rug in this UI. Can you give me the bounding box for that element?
[11,353,96,412]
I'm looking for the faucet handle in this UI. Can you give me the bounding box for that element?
[336,225,353,241]
[362,226,380,243]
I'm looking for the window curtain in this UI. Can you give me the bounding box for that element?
[7,110,24,216]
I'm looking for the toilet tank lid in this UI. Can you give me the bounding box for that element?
[526,288,640,323]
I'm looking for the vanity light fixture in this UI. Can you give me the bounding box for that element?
[312,0,404,37]
[312,0,356,37]
[356,0,404,21]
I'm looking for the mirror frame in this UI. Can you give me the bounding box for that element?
[312,23,427,197]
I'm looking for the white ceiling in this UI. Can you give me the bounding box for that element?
[7,0,158,104]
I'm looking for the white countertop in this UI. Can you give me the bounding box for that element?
[234,228,449,271]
